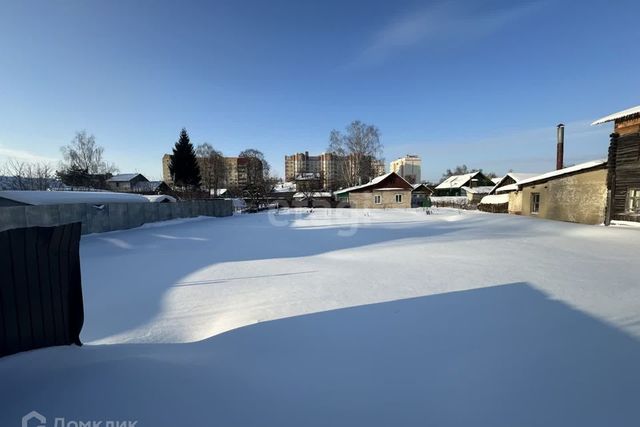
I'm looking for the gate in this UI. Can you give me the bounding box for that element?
[0,222,84,357]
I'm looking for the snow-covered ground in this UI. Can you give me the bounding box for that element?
[2,208,640,426]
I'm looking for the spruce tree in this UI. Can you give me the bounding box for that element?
[169,128,201,190]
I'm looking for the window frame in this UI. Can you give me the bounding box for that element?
[627,188,640,213]
[395,193,403,204]
[530,193,540,214]
[373,194,382,205]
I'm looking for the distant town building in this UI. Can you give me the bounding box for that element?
[162,154,259,189]
[390,155,421,184]
[284,151,385,190]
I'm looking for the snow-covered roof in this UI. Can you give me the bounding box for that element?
[412,183,433,191]
[592,105,640,125]
[490,173,542,194]
[292,192,332,199]
[435,172,480,190]
[495,183,518,194]
[518,160,607,187]
[479,194,510,205]
[210,188,229,196]
[143,195,176,203]
[461,186,494,195]
[491,177,502,184]
[272,182,297,193]
[335,172,411,195]
[0,190,150,206]
[133,181,165,192]
[107,173,146,182]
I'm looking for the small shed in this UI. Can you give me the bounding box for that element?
[106,173,149,192]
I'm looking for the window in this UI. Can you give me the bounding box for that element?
[374,194,381,204]
[395,194,403,203]
[530,193,540,214]
[627,189,640,213]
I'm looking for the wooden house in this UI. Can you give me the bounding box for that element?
[489,173,542,195]
[106,173,149,192]
[411,183,434,207]
[434,171,495,197]
[592,105,640,224]
[334,172,413,209]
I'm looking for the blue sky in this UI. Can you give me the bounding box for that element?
[0,0,638,182]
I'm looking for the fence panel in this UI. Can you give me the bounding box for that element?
[0,222,84,357]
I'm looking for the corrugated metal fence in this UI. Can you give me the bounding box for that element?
[0,222,84,357]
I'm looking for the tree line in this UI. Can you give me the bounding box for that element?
[167,128,276,206]
[1,120,389,201]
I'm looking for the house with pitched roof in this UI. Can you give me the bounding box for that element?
[334,172,413,208]
[434,171,495,197]
[106,173,149,192]
[514,160,608,224]
[592,104,640,224]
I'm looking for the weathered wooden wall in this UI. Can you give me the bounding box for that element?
[609,132,640,222]
[615,115,640,136]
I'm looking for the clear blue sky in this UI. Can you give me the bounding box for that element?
[0,0,638,182]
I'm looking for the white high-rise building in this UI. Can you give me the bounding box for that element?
[390,155,421,184]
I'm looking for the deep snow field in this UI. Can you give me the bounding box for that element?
[2,208,640,426]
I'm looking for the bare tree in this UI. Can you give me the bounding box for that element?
[328,121,383,189]
[195,143,227,196]
[2,159,56,190]
[239,149,272,208]
[60,131,118,175]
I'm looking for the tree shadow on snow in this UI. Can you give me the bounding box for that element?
[2,282,640,427]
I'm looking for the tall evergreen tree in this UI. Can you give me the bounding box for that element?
[169,128,201,190]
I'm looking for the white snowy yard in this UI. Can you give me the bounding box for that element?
[2,208,640,426]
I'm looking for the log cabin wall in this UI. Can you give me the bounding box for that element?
[609,131,640,222]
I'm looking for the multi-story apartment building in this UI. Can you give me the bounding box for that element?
[390,155,421,184]
[285,152,385,190]
[162,154,258,189]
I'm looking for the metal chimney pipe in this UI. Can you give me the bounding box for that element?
[556,123,565,170]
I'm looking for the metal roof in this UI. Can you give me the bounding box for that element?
[107,173,145,182]
[334,172,411,195]
[435,172,479,190]
[591,105,640,125]
[489,173,542,194]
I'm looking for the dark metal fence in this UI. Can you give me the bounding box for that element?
[0,222,84,357]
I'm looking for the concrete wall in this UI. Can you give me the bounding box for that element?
[348,190,412,209]
[519,168,607,225]
[0,199,233,234]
